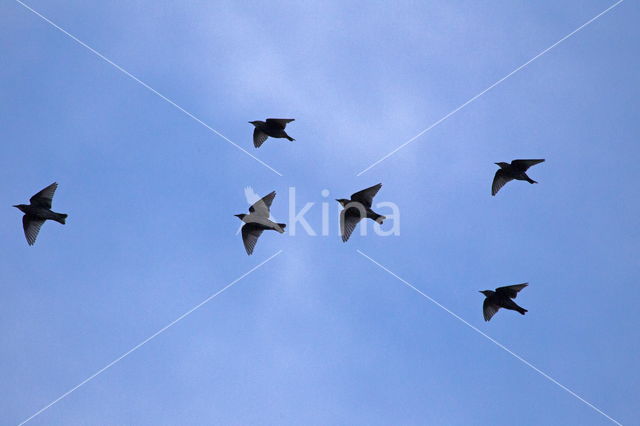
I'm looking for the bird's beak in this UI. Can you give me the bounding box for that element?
[234,214,242,218]
[478,291,483,294]
[494,162,499,165]
[12,205,18,208]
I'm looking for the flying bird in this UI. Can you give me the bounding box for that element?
[249,118,295,148]
[336,183,386,242]
[492,159,545,196]
[235,190,286,255]
[14,182,68,246]
[480,283,529,321]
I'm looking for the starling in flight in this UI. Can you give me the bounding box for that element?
[249,118,295,148]
[235,190,286,255]
[14,182,68,246]
[480,283,528,321]
[492,159,545,196]
[336,183,386,242]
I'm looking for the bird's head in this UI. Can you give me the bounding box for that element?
[13,204,27,213]
[335,198,350,207]
[234,214,246,220]
[479,290,493,297]
[495,162,509,169]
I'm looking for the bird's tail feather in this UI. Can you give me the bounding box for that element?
[375,215,386,224]
[275,223,287,233]
[55,213,68,225]
[518,308,527,315]
[286,136,295,141]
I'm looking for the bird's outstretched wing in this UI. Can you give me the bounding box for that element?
[483,298,500,321]
[30,182,58,208]
[350,183,382,208]
[253,128,269,148]
[340,210,362,242]
[249,191,276,217]
[241,223,264,255]
[491,170,512,196]
[22,215,45,246]
[266,118,294,129]
[511,159,545,171]
[496,283,528,299]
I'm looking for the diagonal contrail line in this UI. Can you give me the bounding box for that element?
[17,250,283,425]
[15,0,283,176]
[356,0,624,176]
[357,249,623,426]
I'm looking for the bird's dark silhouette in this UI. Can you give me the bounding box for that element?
[336,183,386,242]
[235,190,286,255]
[249,118,295,148]
[492,159,545,196]
[14,182,67,246]
[480,283,529,321]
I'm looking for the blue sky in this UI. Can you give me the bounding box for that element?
[1,1,638,424]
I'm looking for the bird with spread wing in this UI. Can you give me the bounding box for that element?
[480,283,529,321]
[234,190,286,255]
[249,118,296,148]
[336,183,386,242]
[14,182,68,246]
[492,159,545,196]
